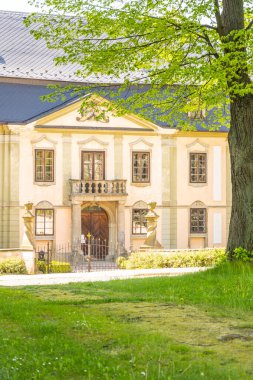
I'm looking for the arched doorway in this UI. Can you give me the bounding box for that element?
[81,206,109,258]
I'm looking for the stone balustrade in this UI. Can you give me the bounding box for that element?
[70,179,127,196]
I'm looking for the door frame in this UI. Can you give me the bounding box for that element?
[81,151,105,180]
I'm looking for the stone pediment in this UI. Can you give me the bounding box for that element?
[31,134,58,148]
[35,99,158,131]
[186,138,209,152]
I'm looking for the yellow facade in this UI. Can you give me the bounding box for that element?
[0,104,230,250]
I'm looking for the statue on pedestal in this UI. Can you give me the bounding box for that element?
[22,202,36,250]
[142,202,163,249]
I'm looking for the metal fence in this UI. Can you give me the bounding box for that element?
[35,238,126,273]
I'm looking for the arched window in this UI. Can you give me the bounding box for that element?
[132,201,148,235]
[35,201,54,236]
[190,201,207,234]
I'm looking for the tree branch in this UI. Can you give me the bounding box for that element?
[245,20,253,31]
[202,32,219,58]
[200,23,217,31]
[106,38,169,52]
[71,32,155,42]
[213,0,224,36]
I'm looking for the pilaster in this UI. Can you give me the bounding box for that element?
[169,139,177,249]
[62,134,72,205]
[0,129,20,248]
[114,135,123,179]
[161,137,177,249]
[117,200,125,249]
[71,201,81,244]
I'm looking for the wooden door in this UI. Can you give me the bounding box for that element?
[81,207,109,259]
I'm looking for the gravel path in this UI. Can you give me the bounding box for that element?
[0,267,208,286]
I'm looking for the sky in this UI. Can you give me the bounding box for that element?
[0,0,43,13]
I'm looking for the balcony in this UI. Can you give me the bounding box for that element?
[70,179,127,197]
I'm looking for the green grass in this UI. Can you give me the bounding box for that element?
[0,262,253,379]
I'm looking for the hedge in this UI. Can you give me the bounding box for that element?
[37,260,72,273]
[117,249,226,269]
[0,258,27,274]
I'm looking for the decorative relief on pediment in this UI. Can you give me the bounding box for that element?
[76,109,109,123]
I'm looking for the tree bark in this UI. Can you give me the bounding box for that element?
[219,0,253,254]
[227,94,253,254]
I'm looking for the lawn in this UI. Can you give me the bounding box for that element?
[0,262,253,379]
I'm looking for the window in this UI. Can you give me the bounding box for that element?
[132,209,148,235]
[132,152,150,183]
[35,209,54,236]
[35,149,54,182]
[190,153,207,183]
[190,208,207,233]
[188,109,206,119]
[81,151,105,180]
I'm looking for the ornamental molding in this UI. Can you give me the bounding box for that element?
[132,200,148,208]
[31,134,58,146]
[186,138,209,150]
[8,124,27,134]
[35,200,54,208]
[190,200,206,208]
[62,134,72,143]
[77,136,109,147]
[129,138,153,148]
[0,134,20,143]
[161,137,176,147]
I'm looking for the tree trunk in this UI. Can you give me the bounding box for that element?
[220,0,253,254]
[227,94,253,254]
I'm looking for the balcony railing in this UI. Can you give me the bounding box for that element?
[70,179,127,196]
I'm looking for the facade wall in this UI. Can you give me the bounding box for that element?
[0,110,230,251]
[176,135,228,248]
[0,129,20,248]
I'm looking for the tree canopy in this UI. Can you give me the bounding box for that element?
[25,0,253,128]
[26,0,253,253]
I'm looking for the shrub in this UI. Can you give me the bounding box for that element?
[233,247,253,262]
[0,258,27,274]
[117,249,226,269]
[37,260,72,273]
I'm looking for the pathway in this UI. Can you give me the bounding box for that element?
[0,267,208,286]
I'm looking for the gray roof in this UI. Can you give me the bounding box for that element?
[0,82,229,132]
[0,82,82,123]
[0,11,229,131]
[0,10,131,83]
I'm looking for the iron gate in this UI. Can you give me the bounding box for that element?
[35,237,126,273]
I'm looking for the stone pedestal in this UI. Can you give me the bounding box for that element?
[21,202,36,274]
[117,200,126,252]
[71,202,81,245]
[22,250,35,274]
[142,202,163,249]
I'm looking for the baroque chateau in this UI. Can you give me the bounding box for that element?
[0,11,231,253]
